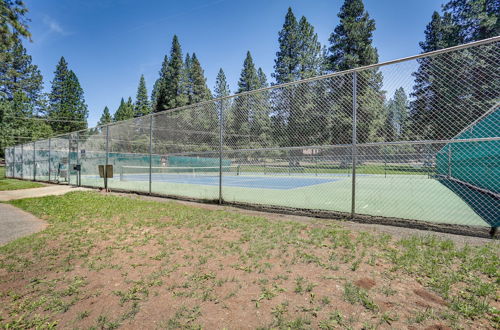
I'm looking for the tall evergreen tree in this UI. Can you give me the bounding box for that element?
[187,53,212,104]
[443,0,499,41]
[97,106,112,126]
[252,68,273,147]
[214,68,231,127]
[151,55,168,112]
[156,35,188,111]
[227,51,261,147]
[48,57,88,133]
[0,36,51,156]
[113,97,134,121]
[237,51,261,93]
[327,0,385,143]
[0,35,43,103]
[134,75,150,117]
[273,8,325,147]
[273,8,323,83]
[183,53,215,145]
[327,0,378,71]
[273,7,300,84]
[297,16,323,79]
[386,87,409,140]
[214,68,230,99]
[409,0,498,140]
[0,0,30,49]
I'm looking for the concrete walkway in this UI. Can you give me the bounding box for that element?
[0,184,89,202]
[0,203,48,245]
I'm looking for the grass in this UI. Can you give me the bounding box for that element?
[0,166,43,191]
[0,191,498,329]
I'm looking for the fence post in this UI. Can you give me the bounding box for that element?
[48,138,51,182]
[351,72,358,219]
[447,145,452,178]
[218,100,223,204]
[76,132,80,186]
[20,144,24,180]
[33,142,36,181]
[149,115,153,195]
[105,125,109,190]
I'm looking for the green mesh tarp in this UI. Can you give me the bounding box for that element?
[436,107,499,193]
[167,156,231,168]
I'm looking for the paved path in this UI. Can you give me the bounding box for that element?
[0,185,89,202]
[0,204,47,246]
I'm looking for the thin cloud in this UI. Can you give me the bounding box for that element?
[42,15,71,36]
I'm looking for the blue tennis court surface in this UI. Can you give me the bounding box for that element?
[121,173,342,190]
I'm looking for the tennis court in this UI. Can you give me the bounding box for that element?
[5,38,498,234]
[80,164,493,228]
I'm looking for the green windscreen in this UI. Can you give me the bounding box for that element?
[435,107,499,193]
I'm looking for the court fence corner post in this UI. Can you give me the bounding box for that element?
[20,144,24,180]
[218,99,224,205]
[105,125,109,191]
[48,138,51,182]
[149,115,153,195]
[33,141,36,181]
[351,71,357,219]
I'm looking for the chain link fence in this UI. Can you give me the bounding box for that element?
[4,37,499,235]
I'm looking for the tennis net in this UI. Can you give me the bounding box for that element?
[119,165,239,181]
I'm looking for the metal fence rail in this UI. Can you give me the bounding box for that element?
[4,37,500,235]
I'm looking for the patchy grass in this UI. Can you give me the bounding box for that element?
[0,191,498,329]
[0,166,43,191]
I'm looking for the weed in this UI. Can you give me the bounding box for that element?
[343,283,378,311]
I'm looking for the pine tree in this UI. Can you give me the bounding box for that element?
[113,97,134,121]
[273,7,300,84]
[409,1,498,140]
[272,9,325,147]
[48,57,88,133]
[327,0,378,71]
[252,68,273,147]
[214,68,231,127]
[188,53,212,104]
[157,35,188,111]
[0,36,51,156]
[151,55,168,112]
[184,53,193,103]
[274,8,323,83]
[0,35,43,103]
[386,88,409,140]
[214,68,230,99]
[0,0,30,49]
[226,52,261,147]
[297,16,323,78]
[237,51,261,92]
[327,0,385,143]
[98,106,112,126]
[134,75,150,117]
[443,0,499,41]
[183,53,215,145]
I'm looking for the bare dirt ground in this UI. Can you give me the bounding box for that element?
[0,192,498,329]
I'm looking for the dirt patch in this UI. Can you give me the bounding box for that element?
[413,288,447,306]
[1,192,498,329]
[425,324,453,330]
[354,278,376,290]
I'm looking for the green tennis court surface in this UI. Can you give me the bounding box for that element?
[76,171,493,227]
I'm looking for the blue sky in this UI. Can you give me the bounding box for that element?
[24,0,447,127]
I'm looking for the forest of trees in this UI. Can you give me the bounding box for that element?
[1,0,498,157]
